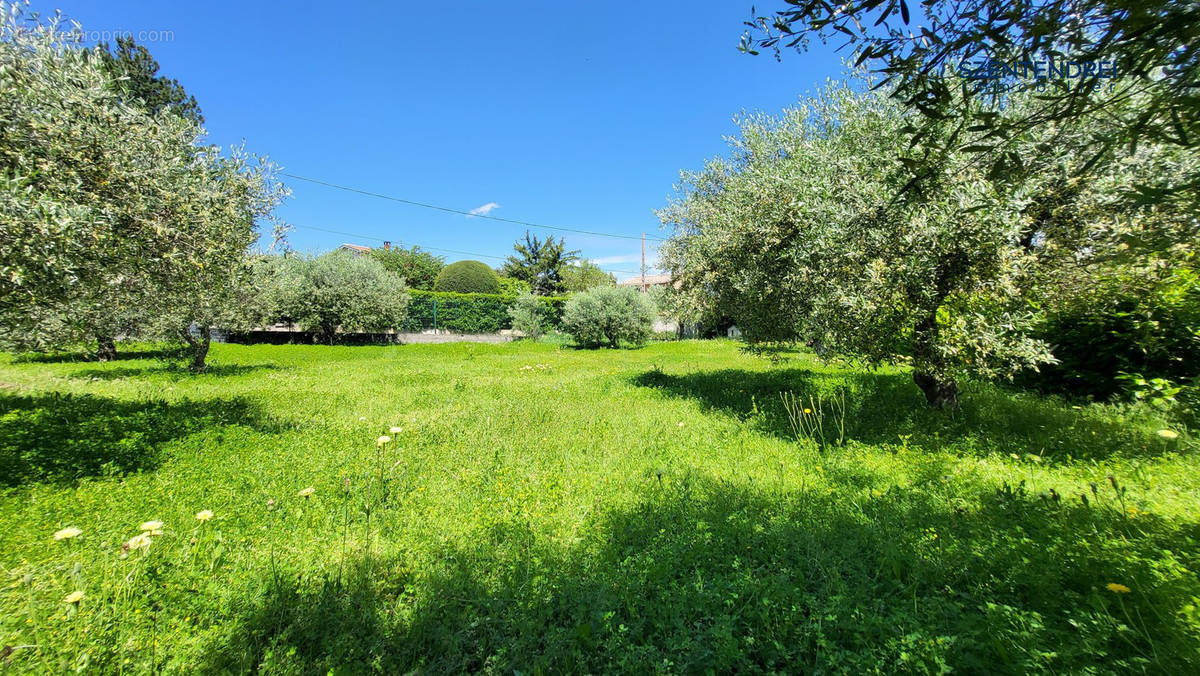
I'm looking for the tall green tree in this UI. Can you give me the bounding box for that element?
[501,232,580,296]
[97,35,203,125]
[659,81,1053,407]
[368,244,444,291]
[0,5,287,369]
[562,261,616,293]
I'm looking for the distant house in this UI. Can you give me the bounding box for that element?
[618,273,674,291]
[339,242,391,255]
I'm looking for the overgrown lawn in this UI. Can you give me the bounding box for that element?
[1,340,1197,672]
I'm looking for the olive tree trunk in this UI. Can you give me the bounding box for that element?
[180,325,211,372]
[95,333,117,362]
[911,310,959,408]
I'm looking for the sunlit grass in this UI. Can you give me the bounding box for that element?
[1,340,1197,672]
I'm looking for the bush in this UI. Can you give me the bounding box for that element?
[403,291,566,334]
[435,260,501,294]
[268,253,409,342]
[563,286,655,348]
[508,292,543,339]
[497,276,531,296]
[1020,268,1200,400]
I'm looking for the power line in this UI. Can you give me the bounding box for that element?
[281,172,669,243]
[285,223,657,275]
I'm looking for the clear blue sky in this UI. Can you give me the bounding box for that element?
[54,1,843,279]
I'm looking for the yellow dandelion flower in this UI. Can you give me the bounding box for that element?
[63,591,84,604]
[803,408,812,414]
[54,527,82,541]
[389,426,402,434]
[1156,429,1179,440]
[125,533,152,551]
[1106,582,1131,594]
[139,521,162,532]
[195,510,213,521]
[298,487,315,498]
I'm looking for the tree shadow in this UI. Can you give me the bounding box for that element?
[11,346,182,364]
[631,367,1173,460]
[206,476,1198,673]
[0,392,276,486]
[68,363,281,381]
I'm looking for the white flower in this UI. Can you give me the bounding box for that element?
[376,435,391,447]
[195,510,213,521]
[54,527,82,541]
[139,521,163,532]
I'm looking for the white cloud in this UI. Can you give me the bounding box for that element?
[468,202,500,217]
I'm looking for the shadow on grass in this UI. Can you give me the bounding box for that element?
[68,363,281,381]
[11,346,182,364]
[0,392,275,486]
[631,367,1172,460]
[206,477,1198,673]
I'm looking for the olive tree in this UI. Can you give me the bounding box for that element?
[0,4,287,367]
[271,252,410,343]
[658,81,1052,407]
[563,286,656,348]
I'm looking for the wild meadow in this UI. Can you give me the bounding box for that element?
[1,340,1197,673]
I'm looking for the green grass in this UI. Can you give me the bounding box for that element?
[1,340,1197,673]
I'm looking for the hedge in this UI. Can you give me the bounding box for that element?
[402,290,566,333]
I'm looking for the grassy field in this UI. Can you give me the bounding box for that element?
[1,339,1197,673]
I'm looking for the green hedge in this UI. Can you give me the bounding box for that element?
[402,291,566,333]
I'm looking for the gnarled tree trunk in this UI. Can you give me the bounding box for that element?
[913,371,958,408]
[180,325,211,372]
[95,333,117,362]
[911,309,958,408]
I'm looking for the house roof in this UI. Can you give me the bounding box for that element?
[618,273,673,286]
[339,243,372,253]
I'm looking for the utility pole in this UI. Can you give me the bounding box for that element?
[641,232,647,292]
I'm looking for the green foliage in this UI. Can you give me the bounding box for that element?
[501,232,580,296]
[434,260,501,294]
[742,1,1200,209]
[0,5,286,369]
[497,276,531,296]
[562,261,616,293]
[507,291,543,339]
[1022,266,1200,400]
[268,253,410,342]
[403,290,565,334]
[367,245,444,291]
[0,341,1196,672]
[659,80,1051,406]
[97,35,203,124]
[563,286,655,348]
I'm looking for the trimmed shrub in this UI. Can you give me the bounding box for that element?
[435,260,501,294]
[508,292,543,339]
[563,286,655,348]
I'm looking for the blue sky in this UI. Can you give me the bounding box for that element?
[55,1,844,279]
